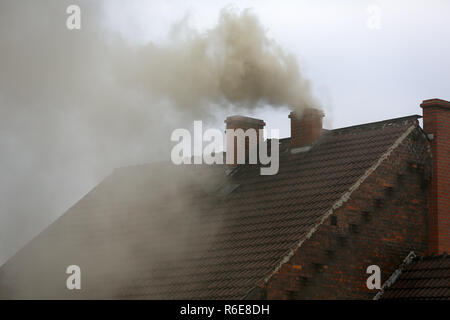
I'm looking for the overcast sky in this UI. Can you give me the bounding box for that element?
[0,0,449,266]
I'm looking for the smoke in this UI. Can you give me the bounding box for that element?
[118,7,317,117]
[0,0,317,275]
[0,163,226,298]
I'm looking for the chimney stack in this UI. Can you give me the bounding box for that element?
[289,108,324,148]
[225,115,266,166]
[420,98,450,254]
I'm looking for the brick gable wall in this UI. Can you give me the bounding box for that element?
[255,126,431,299]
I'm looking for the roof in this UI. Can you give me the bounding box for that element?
[379,254,450,300]
[0,115,422,299]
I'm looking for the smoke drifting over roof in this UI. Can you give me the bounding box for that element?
[0,0,317,266]
[120,8,317,116]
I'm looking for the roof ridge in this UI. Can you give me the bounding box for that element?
[331,115,421,133]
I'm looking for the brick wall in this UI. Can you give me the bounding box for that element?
[421,99,450,254]
[261,126,431,299]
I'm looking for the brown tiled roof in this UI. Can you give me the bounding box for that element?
[0,115,421,299]
[379,254,450,300]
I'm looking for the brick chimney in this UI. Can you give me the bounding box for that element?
[225,115,266,166]
[420,98,450,254]
[289,108,324,148]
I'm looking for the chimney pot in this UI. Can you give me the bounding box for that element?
[224,115,265,166]
[289,108,324,148]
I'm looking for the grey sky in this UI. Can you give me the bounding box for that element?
[0,0,449,266]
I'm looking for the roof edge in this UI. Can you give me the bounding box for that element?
[252,123,418,294]
[331,115,422,133]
